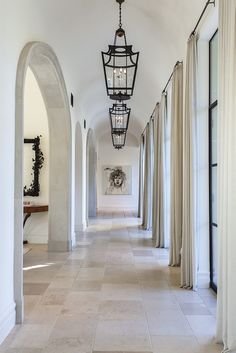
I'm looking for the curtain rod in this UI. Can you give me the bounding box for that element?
[141,102,159,136]
[141,60,183,137]
[162,60,183,94]
[189,0,215,38]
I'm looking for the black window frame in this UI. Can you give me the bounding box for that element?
[209,29,218,293]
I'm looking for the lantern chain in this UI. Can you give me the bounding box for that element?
[119,2,122,28]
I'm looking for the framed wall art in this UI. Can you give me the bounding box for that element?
[103,165,132,195]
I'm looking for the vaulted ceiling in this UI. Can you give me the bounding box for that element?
[11,0,207,138]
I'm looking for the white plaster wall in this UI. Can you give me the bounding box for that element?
[0,0,215,344]
[23,68,49,244]
[97,132,139,211]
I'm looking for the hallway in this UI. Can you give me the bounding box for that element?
[1,214,220,353]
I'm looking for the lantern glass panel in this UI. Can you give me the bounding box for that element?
[102,43,139,101]
[110,103,130,134]
[112,132,126,149]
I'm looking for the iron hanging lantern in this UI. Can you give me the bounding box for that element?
[102,0,139,101]
[109,103,131,134]
[111,131,127,150]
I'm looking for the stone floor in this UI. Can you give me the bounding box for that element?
[0,212,222,353]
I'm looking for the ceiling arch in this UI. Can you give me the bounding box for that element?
[12,0,207,138]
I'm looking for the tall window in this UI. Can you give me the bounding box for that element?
[209,30,218,292]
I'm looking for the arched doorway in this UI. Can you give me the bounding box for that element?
[74,122,84,232]
[86,129,97,223]
[14,42,72,323]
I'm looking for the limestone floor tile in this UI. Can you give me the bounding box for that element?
[101,284,142,301]
[142,298,179,313]
[106,253,134,265]
[24,295,42,318]
[23,270,57,283]
[65,259,83,266]
[180,303,211,316]
[173,289,204,304]
[202,295,217,309]
[141,288,174,301]
[94,320,152,351]
[40,288,69,305]
[103,266,138,284]
[94,351,121,353]
[10,324,53,349]
[72,280,102,292]
[152,336,222,353]
[56,265,80,278]
[23,283,50,295]
[48,277,75,289]
[151,335,200,353]
[133,250,153,256]
[136,269,167,282]
[140,281,170,291]
[147,310,193,336]
[25,304,62,324]
[186,315,217,337]
[1,349,42,353]
[76,268,105,281]
[134,257,159,264]
[81,260,106,268]
[49,313,98,351]
[43,337,93,353]
[63,292,100,314]
[1,215,220,353]
[196,336,223,352]
[99,300,145,320]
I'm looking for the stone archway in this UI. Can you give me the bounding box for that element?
[86,129,97,223]
[14,42,72,323]
[74,122,84,231]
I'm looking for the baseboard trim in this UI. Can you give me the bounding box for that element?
[48,240,72,252]
[198,271,210,288]
[0,302,16,345]
[75,222,86,232]
[27,235,48,244]
[98,207,138,211]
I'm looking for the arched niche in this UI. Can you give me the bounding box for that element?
[74,121,84,231]
[86,129,97,222]
[15,42,72,323]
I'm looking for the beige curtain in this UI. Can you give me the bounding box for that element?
[181,35,198,290]
[152,94,167,247]
[138,135,144,218]
[142,123,152,230]
[169,62,183,266]
[216,1,236,351]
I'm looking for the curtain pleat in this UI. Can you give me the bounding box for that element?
[138,135,144,218]
[216,1,236,351]
[169,62,183,266]
[181,35,198,290]
[142,123,152,230]
[152,94,167,247]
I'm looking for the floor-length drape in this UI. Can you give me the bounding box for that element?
[138,135,144,218]
[152,94,167,247]
[169,62,183,266]
[181,35,198,290]
[216,1,236,351]
[142,123,152,230]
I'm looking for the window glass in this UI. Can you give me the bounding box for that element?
[210,33,218,104]
[209,30,218,292]
[211,107,217,165]
[212,225,218,286]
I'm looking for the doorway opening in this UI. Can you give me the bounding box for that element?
[15,42,72,323]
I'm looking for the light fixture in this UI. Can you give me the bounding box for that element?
[111,131,127,150]
[110,103,130,134]
[101,0,139,101]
